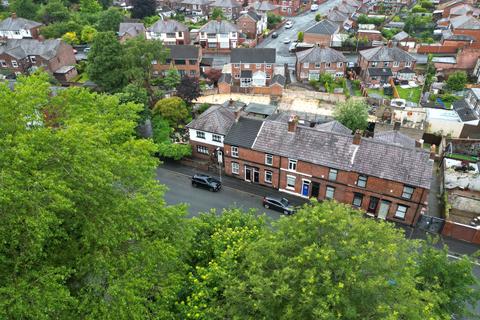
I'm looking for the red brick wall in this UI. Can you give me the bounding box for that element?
[224,143,428,226]
[218,81,231,93]
[442,221,480,244]
[237,16,257,39]
[453,28,480,42]
[303,33,331,46]
[153,59,200,77]
[232,62,274,79]
[190,140,217,161]
[296,61,346,81]
[47,42,76,73]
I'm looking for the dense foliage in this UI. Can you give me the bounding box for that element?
[333,99,369,132]
[446,71,468,92]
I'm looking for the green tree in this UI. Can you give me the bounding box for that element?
[61,31,79,44]
[315,13,321,22]
[151,114,171,143]
[267,12,282,29]
[176,76,201,104]
[80,25,97,43]
[157,142,192,160]
[116,83,150,122]
[96,7,124,32]
[162,67,181,90]
[297,31,304,42]
[131,0,156,19]
[79,0,102,14]
[86,31,127,92]
[40,20,82,39]
[11,0,39,20]
[333,99,369,132]
[36,0,70,24]
[153,97,190,128]
[0,73,190,318]
[446,71,468,91]
[211,8,225,20]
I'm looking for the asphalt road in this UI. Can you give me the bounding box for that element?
[258,0,343,64]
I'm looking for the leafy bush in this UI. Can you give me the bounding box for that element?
[157,142,192,160]
[198,103,210,114]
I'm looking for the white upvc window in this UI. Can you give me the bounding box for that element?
[394,205,408,219]
[315,62,320,68]
[11,60,18,68]
[325,186,335,199]
[196,131,206,139]
[265,170,272,183]
[286,175,296,189]
[328,168,338,181]
[371,61,377,67]
[405,61,412,67]
[256,63,261,68]
[233,63,240,68]
[212,134,222,142]
[0,60,6,67]
[337,62,343,67]
[303,62,309,68]
[393,61,399,67]
[231,146,239,157]
[244,63,250,69]
[197,145,209,154]
[288,159,297,171]
[265,154,273,166]
[232,162,239,174]
[266,64,272,69]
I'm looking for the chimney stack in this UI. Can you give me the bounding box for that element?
[352,130,362,145]
[393,121,401,131]
[287,114,298,133]
[415,139,424,148]
[430,144,436,160]
[216,16,222,22]
[234,109,241,122]
[11,12,17,19]
[387,40,393,48]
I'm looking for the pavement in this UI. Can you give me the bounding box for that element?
[257,0,343,65]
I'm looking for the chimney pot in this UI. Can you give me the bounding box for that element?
[287,114,298,133]
[11,12,17,19]
[393,121,401,131]
[430,144,436,160]
[352,130,362,145]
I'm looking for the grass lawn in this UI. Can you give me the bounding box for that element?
[396,86,421,103]
[368,88,388,97]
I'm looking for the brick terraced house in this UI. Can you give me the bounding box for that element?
[236,10,267,39]
[295,45,347,81]
[152,45,201,78]
[198,20,239,52]
[0,13,42,40]
[223,115,433,226]
[303,20,340,47]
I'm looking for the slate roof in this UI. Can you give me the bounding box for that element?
[182,0,210,5]
[327,10,349,23]
[296,46,347,63]
[450,15,480,30]
[148,20,188,33]
[231,48,276,63]
[252,1,279,12]
[200,20,239,33]
[0,17,41,31]
[315,120,352,135]
[398,67,415,74]
[392,31,409,41]
[242,11,261,21]
[252,120,433,189]
[210,0,241,8]
[469,88,480,99]
[166,45,200,59]
[0,39,63,60]
[224,117,264,148]
[305,20,339,35]
[219,73,232,84]
[186,105,236,135]
[118,23,145,37]
[368,67,393,77]
[360,45,416,62]
[241,70,252,78]
[271,74,285,86]
[374,131,416,148]
[453,99,479,122]
[336,3,356,14]
[445,34,475,41]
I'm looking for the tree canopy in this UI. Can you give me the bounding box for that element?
[131,0,156,19]
[446,71,468,92]
[153,97,190,128]
[0,74,477,320]
[333,99,369,132]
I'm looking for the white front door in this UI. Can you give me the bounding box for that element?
[377,200,391,220]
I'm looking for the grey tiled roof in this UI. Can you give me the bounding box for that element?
[200,20,239,33]
[210,0,241,8]
[315,120,352,135]
[231,48,276,63]
[450,15,480,30]
[224,117,264,148]
[186,105,236,135]
[182,0,210,5]
[392,31,409,41]
[245,103,277,116]
[360,46,416,62]
[327,10,349,23]
[148,20,188,33]
[253,1,279,11]
[119,23,145,37]
[0,39,63,60]
[271,74,285,86]
[166,45,200,59]
[374,131,416,148]
[296,46,347,63]
[252,120,433,189]
[0,17,41,31]
[305,20,339,35]
[245,11,261,21]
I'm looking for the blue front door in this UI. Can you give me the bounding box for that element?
[302,181,310,197]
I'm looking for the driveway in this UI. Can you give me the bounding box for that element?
[257,0,343,64]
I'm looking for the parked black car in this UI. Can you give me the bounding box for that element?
[262,196,295,215]
[191,174,221,192]
[271,32,278,38]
